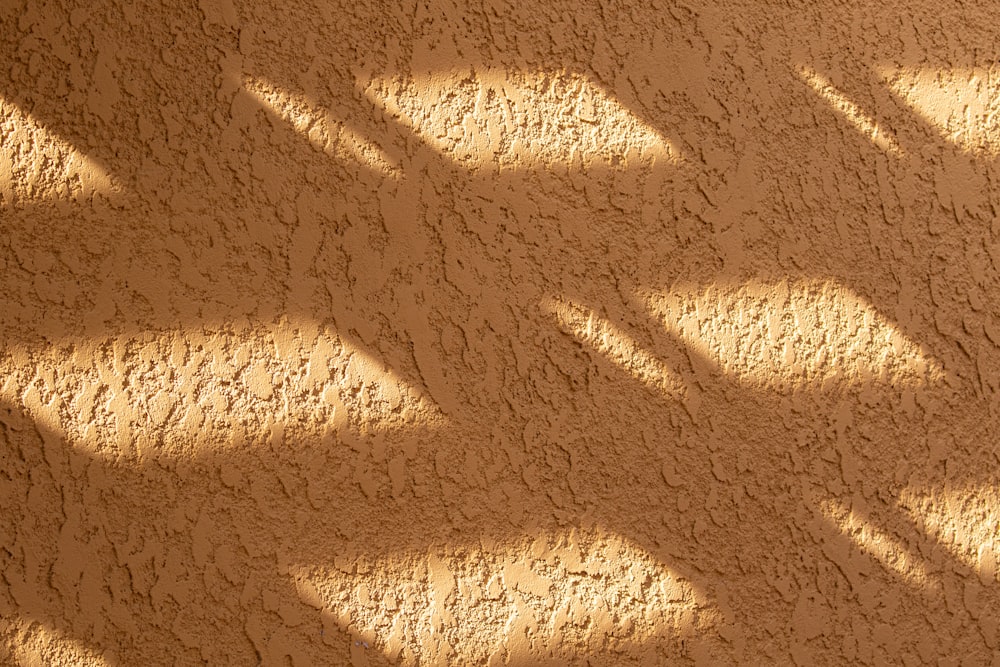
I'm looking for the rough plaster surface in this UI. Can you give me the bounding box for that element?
[1,0,1000,664]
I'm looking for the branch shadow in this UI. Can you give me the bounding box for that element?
[2,0,1000,664]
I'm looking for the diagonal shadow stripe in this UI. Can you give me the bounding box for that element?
[2,0,1000,664]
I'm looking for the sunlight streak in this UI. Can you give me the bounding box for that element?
[295,527,710,665]
[244,77,400,178]
[641,280,943,390]
[7,623,112,667]
[543,296,686,400]
[0,317,441,461]
[800,66,901,155]
[898,484,1000,583]
[362,68,679,170]
[820,497,929,584]
[880,66,1000,155]
[0,94,121,205]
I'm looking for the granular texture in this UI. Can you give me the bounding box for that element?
[2,1,999,664]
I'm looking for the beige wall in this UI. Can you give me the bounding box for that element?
[2,0,999,664]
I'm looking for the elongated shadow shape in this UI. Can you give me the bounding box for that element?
[2,1,1000,664]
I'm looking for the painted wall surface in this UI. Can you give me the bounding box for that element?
[2,0,1000,664]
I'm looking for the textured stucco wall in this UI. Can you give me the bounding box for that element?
[2,0,1000,664]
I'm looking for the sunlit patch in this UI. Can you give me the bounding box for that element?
[296,528,712,665]
[879,66,1000,155]
[362,68,679,169]
[898,483,1000,583]
[244,77,400,178]
[0,317,441,461]
[0,95,121,205]
[7,623,111,667]
[820,497,929,584]
[543,295,686,400]
[642,280,942,390]
[800,66,901,155]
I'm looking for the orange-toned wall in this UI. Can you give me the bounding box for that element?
[2,1,999,664]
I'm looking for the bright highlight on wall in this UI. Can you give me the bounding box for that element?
[898,483,1000,583]
[543,296,686,400]
[363,68,679,169]
[0,318,441,462]
[244,77,401,178]
[820,497,929,585]
[297,528,706,665]
[10,623,110,667]
[880,66,1000,155]
[3,1,998,660]
[799,67,901,155]
[0,95,121,204]
[641,280,942,390]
